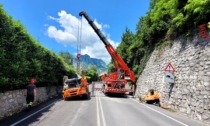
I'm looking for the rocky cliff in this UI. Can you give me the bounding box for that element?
[135,38,210,123]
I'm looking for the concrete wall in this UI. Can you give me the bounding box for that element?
[135,39,210,123]
[0,86,62,119]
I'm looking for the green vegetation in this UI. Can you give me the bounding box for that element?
[55,53,99,83]
[83,66,98,83]
[0,5,76,92]
[109,0,210,77]
[58,51,74,66]
[78,54,107,73]
[107,61,115,74]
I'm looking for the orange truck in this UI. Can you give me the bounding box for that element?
[62,74,89,100]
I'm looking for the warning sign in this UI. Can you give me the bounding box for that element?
[164,63,176,72]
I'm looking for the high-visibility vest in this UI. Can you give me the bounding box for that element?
[102,74,105,81]
[81,77,88,88]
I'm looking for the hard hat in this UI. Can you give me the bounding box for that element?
[30,78,35,84]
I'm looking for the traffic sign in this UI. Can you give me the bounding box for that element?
[164,72,175,83]
[164,63,176,72]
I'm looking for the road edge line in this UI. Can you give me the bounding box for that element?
[131,98,189,126]
[11,100,57,126]
[98,92,107,126]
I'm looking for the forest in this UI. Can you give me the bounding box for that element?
[108,0,210,77]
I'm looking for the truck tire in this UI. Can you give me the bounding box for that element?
[82,94,89,99]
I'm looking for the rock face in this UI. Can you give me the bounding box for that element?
[135,39,210,123]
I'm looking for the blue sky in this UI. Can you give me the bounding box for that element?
[0,0,150,64]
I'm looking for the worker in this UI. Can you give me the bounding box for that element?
[24,78,36,108]
[145,89,160,106]
[101,74,105,82]
[81,71,88,88]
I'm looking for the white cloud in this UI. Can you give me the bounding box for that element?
[47,10,119,64]
[103,24,110,29]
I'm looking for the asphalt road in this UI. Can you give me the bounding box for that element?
[0,84,207,126]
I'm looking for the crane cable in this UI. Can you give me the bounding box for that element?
[77,16,83,72]
[80,16,83,55]
[77,19,79,56]
[77,17,80,55]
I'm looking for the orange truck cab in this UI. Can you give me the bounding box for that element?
[63,74,89,100]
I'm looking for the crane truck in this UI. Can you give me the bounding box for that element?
[79,11,136,95]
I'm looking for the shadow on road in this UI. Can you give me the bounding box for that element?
[0,96,62,126]
[64,96,91,101]
[105,93,130,98]
[64,92,91,101]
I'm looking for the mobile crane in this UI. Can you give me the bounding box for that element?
[79,11,136,95]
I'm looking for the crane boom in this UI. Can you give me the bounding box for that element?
[79,11,109,46]
[79,11,135,82]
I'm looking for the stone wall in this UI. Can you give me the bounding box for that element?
[135,40,210,123]
[0,86,62,119]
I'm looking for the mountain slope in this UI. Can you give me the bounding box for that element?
[73,54,107,73]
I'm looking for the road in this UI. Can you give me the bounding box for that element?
[0,84,207,126]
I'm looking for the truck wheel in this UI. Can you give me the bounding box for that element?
[105,92,109,96]
[82,94,88,99]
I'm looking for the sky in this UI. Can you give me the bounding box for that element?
[0,0,150,64]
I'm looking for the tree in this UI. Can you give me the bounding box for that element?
[83,66,98,83]
[58,51,74,65]
[107,61,115,74]
[117,28,134,67]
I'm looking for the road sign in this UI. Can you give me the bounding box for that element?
[164,63,176,72]
[164,72,175,83]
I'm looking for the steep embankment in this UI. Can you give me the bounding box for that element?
[135,38,210,123]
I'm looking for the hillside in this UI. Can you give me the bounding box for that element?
[73,54,108,73]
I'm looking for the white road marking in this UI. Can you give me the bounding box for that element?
[96,92,107,126]
[11,101,57,126]
[96,92,101,126]
[98,93,107,126]
[131,99,189,126]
